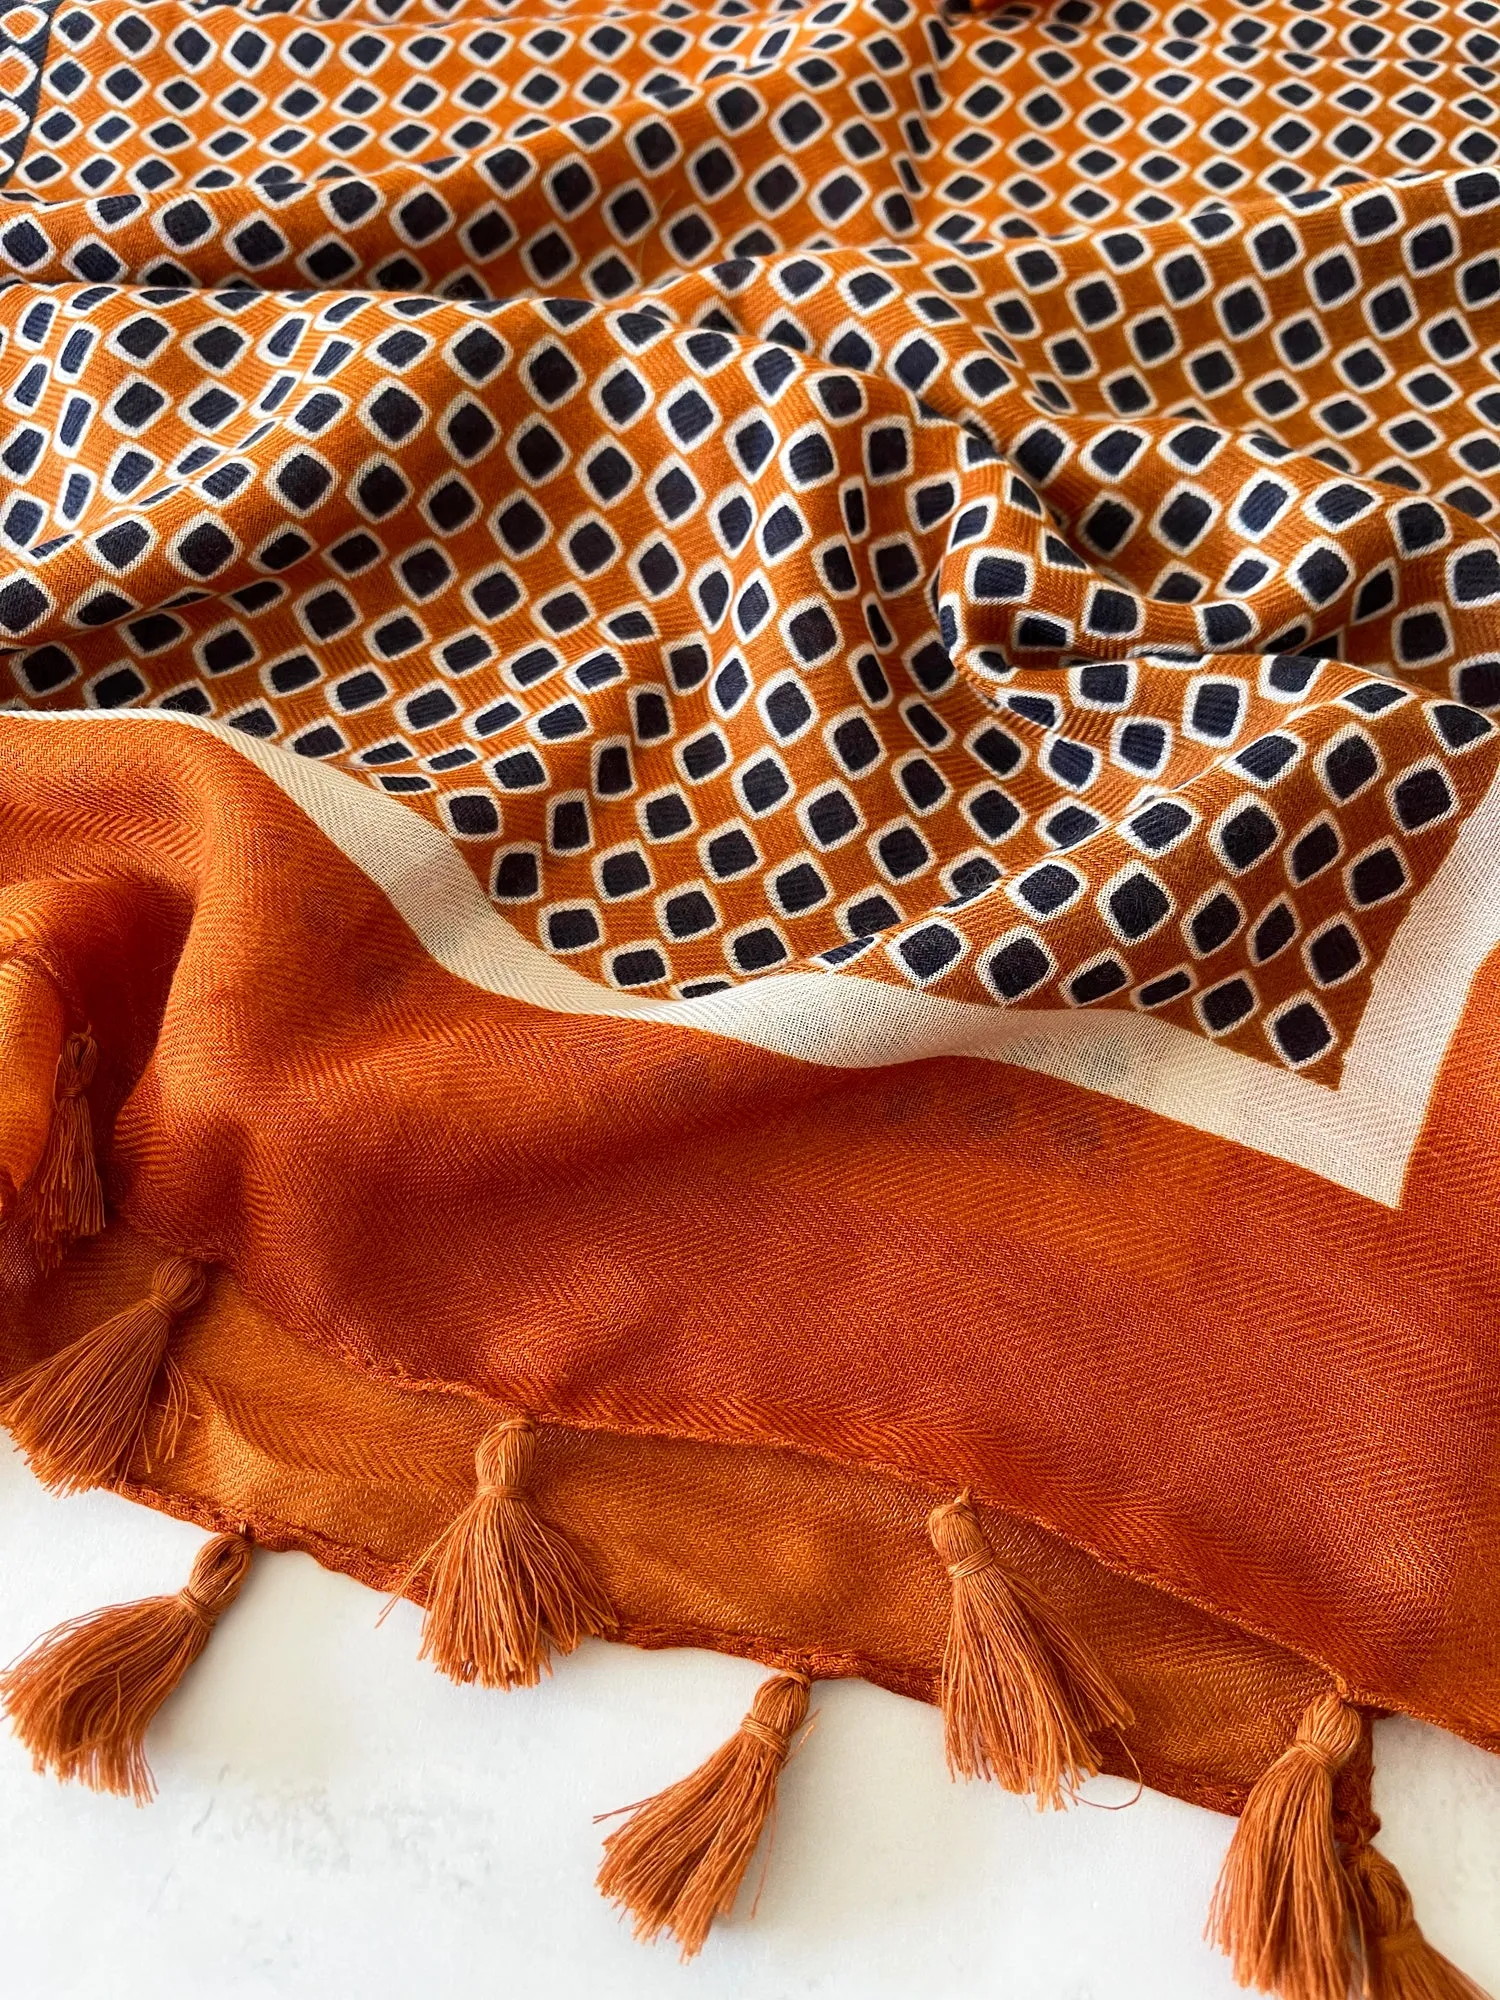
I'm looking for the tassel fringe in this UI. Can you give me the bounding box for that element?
[597,1669,810,1959]
[28,1032,106,1270]
[414,1416,614,1689]
[1349,1844,1491,2000]
[0,1255,206,1492]
[1208,1693,1490,2000]
[927,1492,1133,1807]
[0,1532,252,1802]
[1208,1689,1361,2000]
[3,1030,107,1275]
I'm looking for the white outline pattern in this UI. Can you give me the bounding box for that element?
[11,705,1500,1207]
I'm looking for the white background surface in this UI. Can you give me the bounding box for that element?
[0,1438,1495,2000]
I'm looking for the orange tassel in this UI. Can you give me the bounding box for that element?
[14,1031,106,1272]
[1208,1689,1362,2000]
[1349,1844,1491,2000]
[30,1032,106,1267]
[927,1492,1133,1807]
[0,1255,206,1492]
[0,1532,251,1803]
[413,1415,614,1688]
[597,1669,810,1959]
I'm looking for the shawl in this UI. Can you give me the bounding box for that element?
[0,0,1496,1989]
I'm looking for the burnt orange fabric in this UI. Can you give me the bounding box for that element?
[0,710,1496,1762]
[0,0,1499,1952]
[0,1212,1339,1816]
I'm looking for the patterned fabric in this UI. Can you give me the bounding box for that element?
[0,0,1498,1962]
[5,0,1500,1062]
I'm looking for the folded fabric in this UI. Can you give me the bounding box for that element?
[0,0,1496,1990]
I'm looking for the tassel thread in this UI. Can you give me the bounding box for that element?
[597,1669,811,1959]
[7,1031,106,1273]
[413,1415,614,1689]
[0,1255,206,1492]
[1209,1693,1492,2000]
[0,1532,251,1802]
[1209,1690,1362,2000]
[928,1492,1133,1807]
[1349,1843,1491,2000]
[30,1032,106,1267]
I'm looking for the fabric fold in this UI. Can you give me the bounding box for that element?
[0,0,1496,1984]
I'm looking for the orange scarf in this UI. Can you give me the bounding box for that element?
[0,0,1495,1990]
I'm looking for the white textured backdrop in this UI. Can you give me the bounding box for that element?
[0,1438,1494,2000]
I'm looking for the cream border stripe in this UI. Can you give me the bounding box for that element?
[11,705,1500,1208]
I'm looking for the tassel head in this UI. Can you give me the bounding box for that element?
[415,1414,614,1689]
[475,1412,536,1499]
[597,1669,811,1959]
[0,1254,206,1492]
[928,1492,1133,1807]
[0,1531,252,1802]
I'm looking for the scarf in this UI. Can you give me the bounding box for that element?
[0,0,1495,1990]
